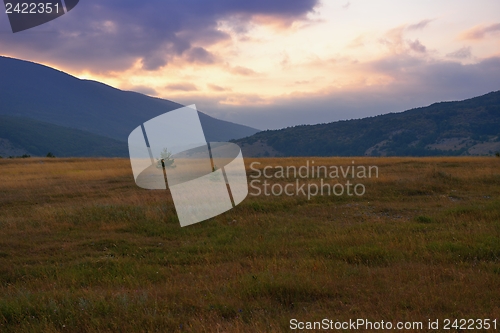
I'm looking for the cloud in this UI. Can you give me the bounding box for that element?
[446,46,472,59]
[342,2,351,10]
[348,35,365,48]
[0,0,320,73]
[460,23,500,40]
[219,94,270,106]
[407,39,426,53]
[207,83,231,92]
[407,19,434,31]
[229,65,259,76]
[379,26,428,55]
[280,52,291,68]
[184,47,217,64]
[379,26,408,54]
[165,83,199,91]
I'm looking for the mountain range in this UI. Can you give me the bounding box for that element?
[1,56,499,158]
[0,56,259,157]
[234,91,500,157]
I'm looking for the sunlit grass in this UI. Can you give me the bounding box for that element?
[0,157,499,332]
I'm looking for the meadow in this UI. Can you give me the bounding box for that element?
[0,157,499,332]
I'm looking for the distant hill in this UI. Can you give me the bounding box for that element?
[0,56,259,143]
[234,91,500,157]
[0,115,128,157]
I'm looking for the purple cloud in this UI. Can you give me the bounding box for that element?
[407,19,434,31]
[0,0,319,73]
[185,47,217,64]
[446,46,472,59]
[407,39,426,53]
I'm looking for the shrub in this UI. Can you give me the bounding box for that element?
[415,215,433,223]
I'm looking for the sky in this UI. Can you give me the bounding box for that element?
[1,0,500,130]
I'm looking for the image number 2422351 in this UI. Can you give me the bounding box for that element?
[5,2,62,14]
[3,0,79,33]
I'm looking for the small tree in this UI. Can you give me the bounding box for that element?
[156,148,175,169]
[46,152,55,158]
[496,151,500,158]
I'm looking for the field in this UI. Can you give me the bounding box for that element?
[0,157,499,332]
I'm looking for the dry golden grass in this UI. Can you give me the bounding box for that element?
[0,156,499,332]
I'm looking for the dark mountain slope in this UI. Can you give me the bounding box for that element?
[0,115,128,157]
[234,91,500,157]
[0,56,259,142]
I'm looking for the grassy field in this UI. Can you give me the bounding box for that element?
[0,157,499,332]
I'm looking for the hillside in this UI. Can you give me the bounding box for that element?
[0,115,127,157]
[0,56,259,142]
[234,91,500,157]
